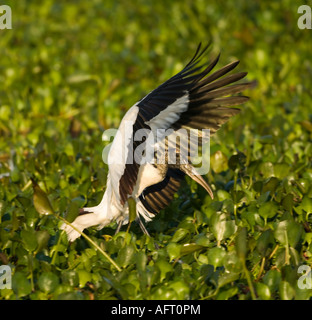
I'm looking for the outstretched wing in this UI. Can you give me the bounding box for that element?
[137,168,185,221]
[117,43,254,210]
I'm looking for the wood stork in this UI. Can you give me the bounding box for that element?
[61,44,254,241]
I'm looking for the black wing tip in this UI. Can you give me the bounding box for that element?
[248,79,258,89]
[238,80,257,91]
[186,42,211,67]
[227,59,240,69]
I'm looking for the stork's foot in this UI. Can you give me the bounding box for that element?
[60,220,84,242]
[61,212,105,242]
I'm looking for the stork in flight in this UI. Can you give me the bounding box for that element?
[61,44,254,241]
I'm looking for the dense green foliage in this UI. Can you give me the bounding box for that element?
[1,0,312,300]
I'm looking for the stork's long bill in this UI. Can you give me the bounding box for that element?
[61,44,255,241]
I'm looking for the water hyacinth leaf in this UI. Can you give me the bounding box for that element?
[217,190,231,201]
[241,209,259,230]
[171,228,189,243]
[210,151,228,173]
[166,242,181,261]
[11,167,20,182]
[135,251,147,273]
[151,266,162,287]
[57,291,85,300]
[210,212,236,243]
[263,269,282,293]
[116,245,135,268]
[194,209,204,225]
[217,272,240,289]
[258,201,278,222]
[21,229,38,252]
[262,177,279,194]
[274,163,290,179]
[282,194,294,211]
[197,253,208,264]
[200,264,214,280]
[274,220,303,248]
[295,286,312,300]
[256,282,271,300]
[233,190,246,204]
[155,259,173,282]
[208,246,226,268]
[24,206,39,227]
[35,230,50,253]
[256,229,275,257]
[150,287,176,300]
[71,196,86,208]
[65,200,80,223]
[38,272,60,293]
[195,234,211,247]
[228,154,239,171]
[228,152,246,171]
[80,164,90,182]
[168,280,190,300]
[0,200,5,216]
[224,251,242,273]
[77,270,92,288]
[301,196,312,213]
[32,182,54,216]
[289,246,300,266]
[61,270,79,287]
[279,281,295,300]
[216,287,238,300]
[97,167,108,186]
[260,162,274,178]
[257,191,271,204]
[12,272,32,298]
[180,243,204,256]
[78,180,91,196]
[297,179,310,194]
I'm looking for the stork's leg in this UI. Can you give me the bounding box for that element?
[135,209,160,249]
[137,217,151,237]
[115,220,123,235]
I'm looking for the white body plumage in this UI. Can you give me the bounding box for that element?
[61,44,253,241]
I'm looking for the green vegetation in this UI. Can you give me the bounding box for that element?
[1,0,312,300]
